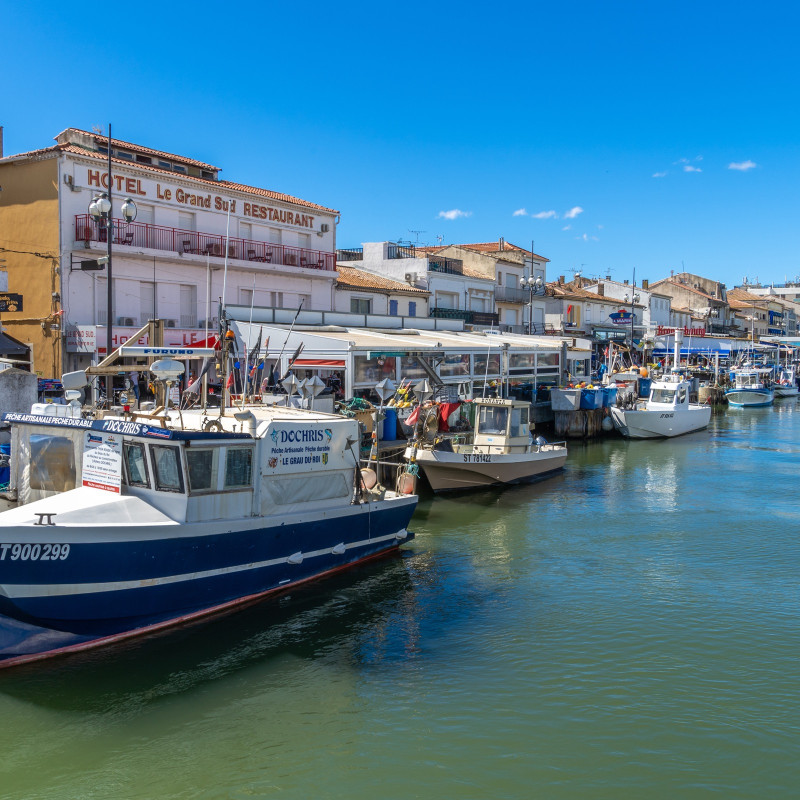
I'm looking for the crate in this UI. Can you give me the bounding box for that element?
[550,388,581,411]
[580,388,603,410]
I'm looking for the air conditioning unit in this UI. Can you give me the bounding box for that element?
[165,319,177,328]
[320,223,330,233]
[198,317,218,329]
[117,316,135,326]
[405,272,417,283]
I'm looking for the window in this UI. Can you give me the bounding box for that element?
[124,443,150,488]
[135,154,153,165]
[478,406,509,435]
[150,446,184,492]
[510,406,529,437]
[116,150,133,160]
[158,160,171,170]
[408,301,417,317]
[180,284,197,327]
[29,435,76,492]
[389,299,398,316]
[140,281,155,325]
[651,388,675,403]
[225,448,253,488]
[173,165,187,174]
[351,297,371,314]
[186,449,215,492]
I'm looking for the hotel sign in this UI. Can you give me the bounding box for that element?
[87,169,317,229]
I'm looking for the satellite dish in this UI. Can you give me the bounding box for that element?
[61,370,88,390]
[306,375,326,398]
[281,372,299,396]
[150,358,185,381]
[413,379,433,404]
[374,378,396,403]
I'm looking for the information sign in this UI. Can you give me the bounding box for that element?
[82,431,123,493]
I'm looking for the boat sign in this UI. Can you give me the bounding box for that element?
[118,346,216,358]
[82,431,123,493]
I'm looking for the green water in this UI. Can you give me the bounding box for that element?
[2,401,800,799]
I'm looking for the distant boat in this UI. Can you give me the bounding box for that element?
[610,372,711,438]
[725,367,775,407]
[405,397,567,492]
[773,364,799,398]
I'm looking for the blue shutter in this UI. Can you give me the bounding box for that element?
[408,301,417,317]
[389,299,398,316]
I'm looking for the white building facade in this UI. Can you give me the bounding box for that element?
[55,129,338,369]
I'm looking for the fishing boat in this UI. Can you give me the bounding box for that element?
[725,367,775,407]
[773,364,798,398]
[0,356,417,668]
[609,372,711,438]
[404,397,567,492]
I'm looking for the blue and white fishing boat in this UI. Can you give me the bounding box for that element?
[773,364,798,398]
[725,366,775,407]
[0,369,416,668]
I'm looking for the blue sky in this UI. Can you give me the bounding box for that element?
[3,0,799,287]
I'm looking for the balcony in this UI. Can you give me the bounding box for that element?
[336,247,363,261]
[494,285,531,304]
[75,215,336,271]
[427,257,464,275]
[430,307,499,326]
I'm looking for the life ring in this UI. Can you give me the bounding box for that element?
[203,419,224,433]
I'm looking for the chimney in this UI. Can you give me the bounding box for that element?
[597,284,605,296]
[558,275,565,285]
[642,279,649,289]
[623,279,629,285]
[499,237,505,251]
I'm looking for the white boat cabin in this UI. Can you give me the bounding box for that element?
[473,399,534,454]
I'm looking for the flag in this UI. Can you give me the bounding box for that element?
[186,358,214,394]
[226,370,234,389]
[248,328,263,379]
[281,342,305,381]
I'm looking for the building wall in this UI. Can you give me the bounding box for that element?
[333,289,427,317]
[0,156,61,376]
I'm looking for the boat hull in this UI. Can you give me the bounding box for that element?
[774,386,799,398]
[609,405,711,439]
[407,446,567,492]
[725,388,774,407]
[0,495,416,642]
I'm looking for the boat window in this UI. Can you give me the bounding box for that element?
[186,448,216,492]
[650,388,675,403]
[477,406,509,435]
[29,434,76,492]
[225,448,253,488]
[510,407,528,437]
[150,445,184,493]
[124,442,150,488]
[677,385,687,404]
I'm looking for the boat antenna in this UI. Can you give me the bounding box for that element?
[240,273,257,408]
[220,201,232,321]
[274,298,305,380]
[482,323,494,398]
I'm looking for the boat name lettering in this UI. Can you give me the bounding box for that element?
[0,543,70,561]
[478,398,509,406]
[101,420,143,435]
[659,413,674,419]
[463,454,493,463]
[1,413,93,429]
[277,429,325,444]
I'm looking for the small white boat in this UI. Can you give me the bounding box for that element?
[405,398,567,492]
[725,367,775,407]
[610,373,711,438]
[773,365,798,398]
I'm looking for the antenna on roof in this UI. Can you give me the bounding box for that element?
[408,229,427,245]
[436,235,444,246]
[92,125,104,135]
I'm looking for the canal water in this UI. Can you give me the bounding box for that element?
[2,401,799,799]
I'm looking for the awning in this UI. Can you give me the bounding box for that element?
[186,334,220,349]
[0,331,29,356]
[293,359,346,368]
[652,348,731,357]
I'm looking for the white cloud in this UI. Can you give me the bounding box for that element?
[438,209,472,220]
[513,208,528,217]
[563,206,584,219]
[652,171,668,178]
[683,165,702,173]
[532,210,558,219]
[575,233,599,242]
[562,225,572,231]
[728,160,757,171]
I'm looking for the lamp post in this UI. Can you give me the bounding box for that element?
[519,275,545,335]
[88,124,137,358]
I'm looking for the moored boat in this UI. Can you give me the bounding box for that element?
[609,372,711,439]
[773,365,799,398]
[0,391,416,667]
[404,397,567,492]
[725,367,775,407]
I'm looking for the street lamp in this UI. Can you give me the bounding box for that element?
[519,275,545,335]
[87,124,138,359]
[624,289,640,350]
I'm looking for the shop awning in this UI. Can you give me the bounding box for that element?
[293,359,346,367]
[0,331,29,356]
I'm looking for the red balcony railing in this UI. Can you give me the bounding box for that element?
[75,215,335,271]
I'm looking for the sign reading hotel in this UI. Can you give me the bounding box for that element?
[82,431,123,493]
[87,170,317,229]
[656,325,706,337]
